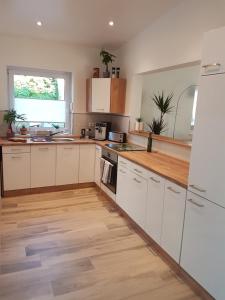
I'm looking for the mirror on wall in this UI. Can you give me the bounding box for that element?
[140,63,200,142]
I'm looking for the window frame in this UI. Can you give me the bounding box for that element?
[8,66,72,132]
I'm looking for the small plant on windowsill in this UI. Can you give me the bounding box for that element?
[3,109,26,138]
[20,124,28,135]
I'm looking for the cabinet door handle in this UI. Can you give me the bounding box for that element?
[11,148,22,151]
[64,147,73,150]
[202,63,221,68]
[150,177,160,183]
[96,108,104,111]
[167,186,181,194]
[119,169,126,174]
[134,168,142,174]
[133,178,141,184]
[120,161,127,165]
[38,148,49,151]
[187,198,204,208]
[189,184,206,193]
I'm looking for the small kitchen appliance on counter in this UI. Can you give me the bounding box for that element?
[94,122,111,140]
[108,131,127,143]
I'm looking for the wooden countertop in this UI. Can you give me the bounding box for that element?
[118,151,189,188]
[0,138,189,188]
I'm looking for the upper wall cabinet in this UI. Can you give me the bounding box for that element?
[201,26,225,75]
[86,78,126,114]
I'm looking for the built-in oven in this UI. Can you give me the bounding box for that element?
[101,148,118,194]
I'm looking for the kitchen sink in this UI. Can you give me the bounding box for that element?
[31,137,75,143]
[51,137,75,142]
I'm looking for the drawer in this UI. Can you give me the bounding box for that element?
[165,180,186,198]
[31,145,56,153]
[2,145,31,154]
[118,156,148,178]
[148,171,165,186]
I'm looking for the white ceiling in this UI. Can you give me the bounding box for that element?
[0,0,181,49]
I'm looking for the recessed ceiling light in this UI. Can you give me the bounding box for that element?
[36,21,42,27]
[109,21,114,27]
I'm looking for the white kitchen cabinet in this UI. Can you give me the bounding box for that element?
[128,172,148,229]
[94,145,102,187]
[79,144,95,183]
[181,192,225,300]
[86,78,126,114]
[56,145,79,185]
[3,152,30,191]
[116,165,130,213]
[201,26,225,75]
[31,145,56,188]
[146,173,165,244]
[87,78,111,113]
[188,73,225,208]
[161,181,186,262]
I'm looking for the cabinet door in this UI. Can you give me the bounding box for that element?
[3,153,30,191]
[92,78,111,113]
[116,166,130,212]
[201,26,225,75]
[129,172,148,229]
[31,145,56,188]
[110,79,126,114]
[181,192,225,300]
[188,74,225,207]
[161,181,186,262]
[79,144,95,183]
[94,157,101,187]
[56,145,79,185]
[146,173,165,244]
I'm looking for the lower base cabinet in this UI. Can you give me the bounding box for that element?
[31,145,56,188]
[146,173,165,244]
[181,191,225,300]
[161,181,186,263]
[79,144,95,183]
[94,146,102,187]
[56,145,79,185]
[3,152,31,190]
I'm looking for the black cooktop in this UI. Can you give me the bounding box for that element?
[105,143,146,152]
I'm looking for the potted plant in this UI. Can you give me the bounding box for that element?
[147,91,174,135]
[100,49,116,78]
[20,124,28,135]
[3,109,26,138]
[135,117,144,131]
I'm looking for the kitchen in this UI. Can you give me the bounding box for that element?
[0,1,225,300]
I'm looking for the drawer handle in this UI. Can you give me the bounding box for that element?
[134,168,142,174]
[38,148,49,151]
[150,177,160,183]
[119,169,126,174]
[120,161,127,165]
[96,108,104,111]
[189,184,206,193]
[133,178,141,184]
[64,147,73,150]
[11,156,22,159]
[187,198,204,208]
[11,148,22,151]
[202,63,221,68]
[167,186,181,194]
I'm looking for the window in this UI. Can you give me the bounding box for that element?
[8,67,72,131]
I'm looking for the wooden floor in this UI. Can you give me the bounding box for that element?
[0,187,200,300]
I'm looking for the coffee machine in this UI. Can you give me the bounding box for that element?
[94,122,111,140]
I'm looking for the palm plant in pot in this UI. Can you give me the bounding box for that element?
[147,91,174,135]
[4,109,26,138]
[100,49,116,78]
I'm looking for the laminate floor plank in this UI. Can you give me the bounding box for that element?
[0,187,200,300]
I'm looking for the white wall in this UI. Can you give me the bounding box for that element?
[119,0,225,123]
[0,34,100,113]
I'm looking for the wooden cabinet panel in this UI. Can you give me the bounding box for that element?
[181,192,225,300]
[146,173,165,244]
[3,153,30,191]
[56,145,79,185]
[79,144,95,183]
[161,181,186,262]
[110,78,126,114]
[31,145,56,188]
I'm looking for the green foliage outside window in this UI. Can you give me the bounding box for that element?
[14,75,59,100]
